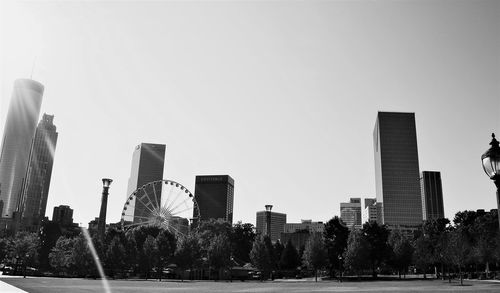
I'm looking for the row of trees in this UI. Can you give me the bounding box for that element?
[1,210,499,283]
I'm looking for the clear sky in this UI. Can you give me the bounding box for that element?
[1,0,499,227]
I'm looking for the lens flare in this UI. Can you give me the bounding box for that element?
[81,227,112,293]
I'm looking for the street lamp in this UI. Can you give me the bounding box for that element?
[338,255,342,283]
[265,205,273,238]
[98,178,113,238]
[481,133,500,230]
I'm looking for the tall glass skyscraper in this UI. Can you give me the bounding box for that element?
[373,112,422,227]
[126,143,165,222]
[0,79,44,219]
[193,175,234,224]
[420,171,444,220]
[18,114,58,232]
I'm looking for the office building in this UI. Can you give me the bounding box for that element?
[420,171,445,220]
[126,143,165,222]
[340,198,362,229]
[193,175,234,224]
[0,79,44,221]
[256,208,286,243]
[373,112,423,227]
[284,220,324,233]
[52,205,74,227]
[362,198,380,224]
[18,114,58,232]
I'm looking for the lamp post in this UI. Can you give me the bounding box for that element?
[98,178,113,239]
[481,133,500,230]
[265,205,273,238]
[338,255,342,283]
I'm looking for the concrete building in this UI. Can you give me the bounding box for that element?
[126,143,165,222]
[362,198,379,224]
[193,175,234,224]
[340,198,362,229]
[0,79,44,223]
[256,208,286,243]
[17,114,58,232]
[373,112,423,228]
[420,171,445,220]
[284,220,324,233]
[52,205,74,227]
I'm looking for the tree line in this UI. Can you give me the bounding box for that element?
[0,210,499,283]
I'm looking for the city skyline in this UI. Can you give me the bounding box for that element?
[1,1,499,227]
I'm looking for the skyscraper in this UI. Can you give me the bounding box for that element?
[256,208,286,243]
[17,114,58,232]
[0,79,44,220]
[340,198,362,229]
[420,171,445,220]
[373,111,422,227]
[52,205,74,227]
[193,175,234,224]
[126,143,165,222]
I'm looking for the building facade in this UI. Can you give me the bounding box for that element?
[17,114,58,232]
[52,205,74,227]
[420,171,445,220]
[193,175,234,224]
[284,220,324,233]
[362,198,379,224]
[340,198,362,229]
[126,143,165,222]
[373,112,423,228]
[256,209,286,243]
[0,79,44,221]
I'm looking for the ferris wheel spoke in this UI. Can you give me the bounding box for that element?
[167,223,184,236]
[123,219,157,229]
[151,182,161,211]
[163,183,175,212]
[169,202,193,217]
[164,188,183,214]
[135,192,157,215]
[166,196,190,215]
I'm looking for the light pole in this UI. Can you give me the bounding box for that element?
[98,178,113,239]
[265,205,273,238]
[338,255,342,283]
[481,133,500,230]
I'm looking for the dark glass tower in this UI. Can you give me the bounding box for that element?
[18,114,58,232]
[193,175,234,224]
[373,112,422,227]
[0,79,44,219]
[420,171,445,220]
[126,143,165,222]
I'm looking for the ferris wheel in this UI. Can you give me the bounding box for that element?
[120,180,199,237]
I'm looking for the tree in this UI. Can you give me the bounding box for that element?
[49,236,74,275]
[38,221,62,271]
[344,229,369,276]
[250,236,272,280]
[156,229,177,280]
[302,233,328,282]
[105,235,126,278]
[447,227,471,285]
[362,221,390,278]
[230,222,255,264]
[273,240,284,270]
[196,219,233,250]
[175,233,202,280]
[71,234,96,277]
[280,239,300,270]
[142,235,159,279]
[207,234,232,280]
[388,229,414,278]
[323,216,349,278]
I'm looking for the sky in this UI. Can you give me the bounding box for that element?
[0,0,499,227]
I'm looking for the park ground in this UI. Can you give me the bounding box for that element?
[1,277,500,293]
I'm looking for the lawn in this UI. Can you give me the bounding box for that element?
[1,277,499,293]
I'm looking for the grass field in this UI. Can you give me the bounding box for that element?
[1,277,500,293]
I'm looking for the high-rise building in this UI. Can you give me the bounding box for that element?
[256,208,286,243]
[374,111,423,227]
[0,79,44,221]
[340,198,362,229]
[283,220,324,233]
[193,175,234,224]
[52,205,73,227]
[17,114,58,232]
[126,143,165,222]
[362,198,380,224]
[420,171,445,220]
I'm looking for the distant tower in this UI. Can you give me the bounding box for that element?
[98,178,112,238]
[256,207,286,243]
[193,175,234,224]
[52,205,74,227]
[0,79,44,219]
[340,198,362,229]
[18,114,58,232]
[420,171,445,220]
[126,143,165,222]
[373,112,422,228]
